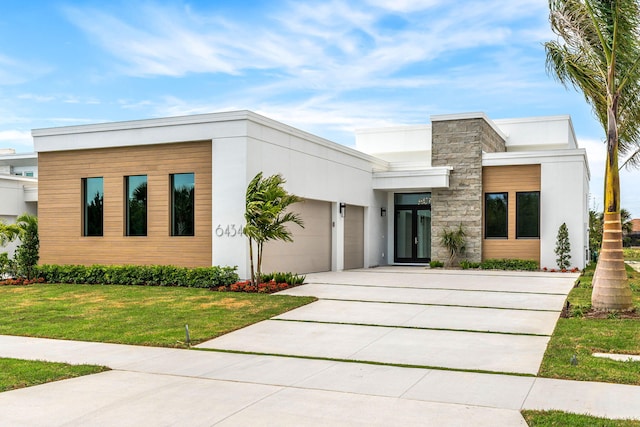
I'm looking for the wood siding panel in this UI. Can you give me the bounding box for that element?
[482,165,541,263]
[38,141,212,267]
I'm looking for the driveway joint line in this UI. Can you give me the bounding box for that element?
[269,318,553,337]
[193,348,537,378]
[302,297,562,312]
[305,281,571,296]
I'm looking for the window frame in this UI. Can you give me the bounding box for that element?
[170,173,195,237]
[515,191,540,239]
[484,192,508,239]
[125,175,148,237]
[82,177,104,237]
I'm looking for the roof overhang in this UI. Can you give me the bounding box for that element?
[372,166,453,191]
[482,149,590,179]
[0,153,38,167]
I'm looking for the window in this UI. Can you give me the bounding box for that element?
[516,191,540,238]
[83,177,104,236]
[171,173,194,236]
[125,175,147,236]
[485,192,508,238]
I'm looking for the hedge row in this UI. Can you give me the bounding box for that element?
[479,258,539,271]
[36,264,239,288]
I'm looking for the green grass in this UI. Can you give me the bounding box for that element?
[0,357,108,392]
[0,284,315,347]
[538,264,640,384]
[523,410,640,426]
[624,248,640,261]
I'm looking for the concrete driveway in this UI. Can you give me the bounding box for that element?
[6,267,640,425]
[197,267,577,375]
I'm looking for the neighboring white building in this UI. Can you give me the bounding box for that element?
[0,150,38,256]
[30,111,589,276]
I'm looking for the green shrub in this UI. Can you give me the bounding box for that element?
[459,260,481,269]
[259,271,306,286]
[429,260,444,268]
[35,264,239,288]
[480,258,539,271]
[0,252,16,278]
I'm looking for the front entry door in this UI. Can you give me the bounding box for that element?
[394,206,431,263]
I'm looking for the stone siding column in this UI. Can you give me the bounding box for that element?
[430,116,505,263]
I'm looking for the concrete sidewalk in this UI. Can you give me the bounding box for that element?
[1,268,640,425]
[2,335,640,425]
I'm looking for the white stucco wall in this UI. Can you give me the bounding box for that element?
[495,116,578,151]
[355,125,432,164]
[211,135,250,277]
[540,159,589,269]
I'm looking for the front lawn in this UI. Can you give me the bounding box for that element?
[538,264,640,384]
[0,357,107,392]
[523,410,640,426]
[0,284,315,347]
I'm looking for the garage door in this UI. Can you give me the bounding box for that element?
[344,204,364,270]
[261,199,332,274]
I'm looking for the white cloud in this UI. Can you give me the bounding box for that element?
[0,53,51,86]
[0,130,30,141]
[365,0,442,13]
[578,136,640,217]
[17,94,56,102]
[578,136,606,167]
[63,1,547,94]
[0,130,32,149]
[148,93,434,147]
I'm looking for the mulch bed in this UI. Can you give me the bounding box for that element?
[583,309,640,319]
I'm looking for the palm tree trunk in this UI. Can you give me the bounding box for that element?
[592,211,632,310]
[591,103,633,311]
[257,241,263,285]
[248,237,256,286]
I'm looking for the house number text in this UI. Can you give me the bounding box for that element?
[215,224,245,238]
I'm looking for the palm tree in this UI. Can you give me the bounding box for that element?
[621,208,633,235]
[546,0,640,310]
[244,172,304,285]
[0,214,38,279]
[0,220,20,246]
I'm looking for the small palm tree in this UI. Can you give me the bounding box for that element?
[0,220,20,246]
[0,213,38,279]
[439,224,466,268]
[244,172,304,285]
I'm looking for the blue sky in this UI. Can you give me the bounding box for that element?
[1,0,638,216]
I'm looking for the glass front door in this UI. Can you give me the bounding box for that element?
[394,193,431,263]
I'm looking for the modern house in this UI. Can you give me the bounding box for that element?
[30,111,589,278]
[0,150,38,256]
